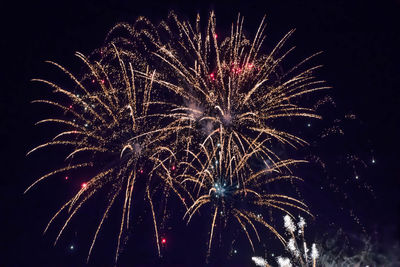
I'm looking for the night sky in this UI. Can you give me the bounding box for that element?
[1,0,400,266]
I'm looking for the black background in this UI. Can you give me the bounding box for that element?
[1,0,399,266]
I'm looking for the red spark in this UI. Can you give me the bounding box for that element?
[161,238,166,244]
[171,165,176,171]
[65,176,69,180]
[69,105,73,109]
[210,73,215,81]
[232,67,242,74]
[214,33,218,38]
[139,169,144,174]
[81,182,87,189]
[91,79,95,83]
[101,79,105,84]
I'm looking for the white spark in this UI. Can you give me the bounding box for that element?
[297,216,306,235]
[252,256,268,266]
[276,256,292,267]
[298,216,306,229]
[311,243,319,259]
[287,238,296,251]
[287,238,300,258]
[284,215,296,233]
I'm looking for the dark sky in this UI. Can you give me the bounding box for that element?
[1,0,400,266]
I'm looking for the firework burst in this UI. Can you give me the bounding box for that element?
[27,10,328,264]
[134,11,329,168]
[26,46,185,261]
[179,131,312,259]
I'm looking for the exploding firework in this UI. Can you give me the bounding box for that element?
[133,11,328,169]
[27,10,328,264]
[26,46,186,261]
[179,132,311,259]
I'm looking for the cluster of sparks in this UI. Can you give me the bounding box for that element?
[252,216,319,267]
[27,11,328,263]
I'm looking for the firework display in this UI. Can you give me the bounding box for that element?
[27,11,328,263]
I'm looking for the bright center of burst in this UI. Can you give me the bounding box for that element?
[212,181,238,198]
[214,182,226,196]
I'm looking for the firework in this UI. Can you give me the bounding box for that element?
[178,132,311,259]
[26,45,184,261]
[27,10,327,264]
[139,11,322,259]
[280,216,320,267]
[134,11,328,170]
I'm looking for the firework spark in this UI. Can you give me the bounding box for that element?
[252,256,269,267]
